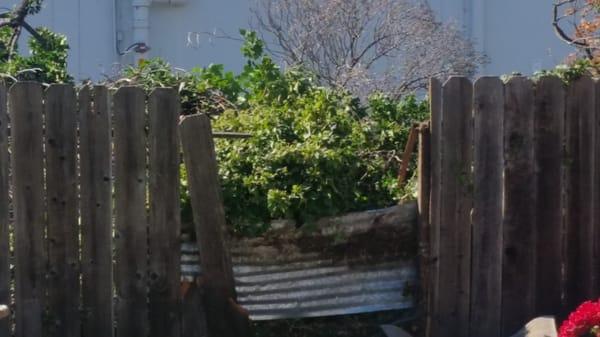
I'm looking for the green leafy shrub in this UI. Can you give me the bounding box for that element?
[211,91,427,236]
[532,58,593,83]
[0,27,72,83]
[121,58,243,115]
[127,31,429,236]
[1,24,428,236]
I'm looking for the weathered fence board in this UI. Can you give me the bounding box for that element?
[80,86,113,337]
[501,77,536,336]
[113,87,149,337]
[436,77,472,337]
[564,76,596,311]
[148,88,182,337]
[0,83,9,337]
[426,78,442,337]
[45,84,80,337]
[594,81,600,298]
[10,82,45,337]
[0,82,262,337]
[425,75,600,337]
[470,77,504,337]
[417,121,431,335]
[533,76,565,316]
[180,114,249,337]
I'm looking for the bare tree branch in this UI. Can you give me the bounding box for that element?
[552,0,599,59]
[251,0,485,98]
[1,0,47,60]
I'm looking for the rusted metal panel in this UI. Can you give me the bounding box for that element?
[181,202,418,320]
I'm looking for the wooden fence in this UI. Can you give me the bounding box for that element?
[0,82,244,337]
[420,76,600,337]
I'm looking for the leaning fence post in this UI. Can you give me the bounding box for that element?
[179,114,250,337]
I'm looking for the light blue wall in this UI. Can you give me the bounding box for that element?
[9,0,252,80]
[148,1,251,73]
[7,0,577,81]
[429,0,573,75]
[8,0,116,80]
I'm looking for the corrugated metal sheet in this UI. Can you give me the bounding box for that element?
[181,202,417,320]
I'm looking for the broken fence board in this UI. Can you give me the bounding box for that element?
[180,114,249,337]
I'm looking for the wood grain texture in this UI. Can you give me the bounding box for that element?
[564,76,596,311]
[533,76,565,316]
[80,86,113,337]
[182,284,208,337]
[501,77,536,335]
[180,114,249,337]
[9,82,45,337]
[417,122,431,335]
[594,80,600,300]
[435,77,472,337]
[113,87,149,337]
[427,78,442,337]
[398,125,418,187]
[470,77,504,337]
[0,83,9,337]
[148,88,182,337]
[45,84,80,337]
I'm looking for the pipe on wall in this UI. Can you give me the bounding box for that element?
[132,0,152,63]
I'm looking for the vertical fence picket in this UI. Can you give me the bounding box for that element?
[594,80,600,299]
[417,121,431,335]
[564,76,596,311]
[436,77,472,337]
[0,83,9,337]
[80,86,113,337]
[501,77,536,335]
[471,77,504,337]
[180,114,249,337]
[427,78,442,337]
[45,84,79,337]
[114,87,149,337]
[533,76,566,316]
[148,89,182,337]
[10,82,45,337]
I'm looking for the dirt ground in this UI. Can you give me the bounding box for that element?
[251,310,419,337]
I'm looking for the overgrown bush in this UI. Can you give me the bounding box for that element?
[210,92,427,236]
[0,26,72,83]
[1,24,428,237]
[168,31,429,236]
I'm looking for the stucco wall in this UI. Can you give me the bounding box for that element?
[9,0,251,80]
[428,0,573,75]
[7,0,577,81]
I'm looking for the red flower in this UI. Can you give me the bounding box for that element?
[559,300,600,337]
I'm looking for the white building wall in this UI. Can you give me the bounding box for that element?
[10,0,251,80]
[428,0,573,75]
[7,0,577,81]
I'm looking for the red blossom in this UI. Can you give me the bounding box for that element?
[559,300,600,337]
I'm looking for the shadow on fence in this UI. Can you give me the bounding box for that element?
[0,82,247,337]
[420,75,600,337]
